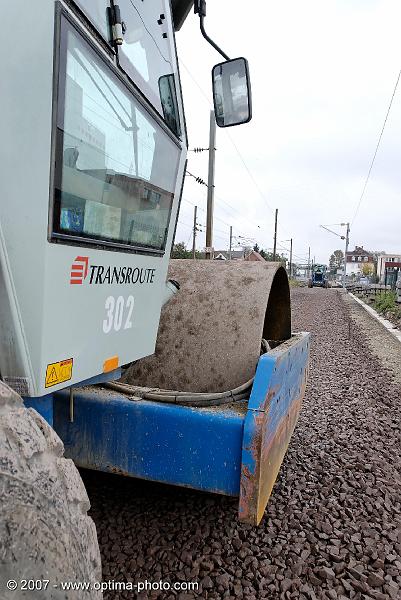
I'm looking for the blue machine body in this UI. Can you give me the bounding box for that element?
[25,333,310,525]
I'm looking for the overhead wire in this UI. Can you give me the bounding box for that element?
[181,198,254,238]
[351,68,401,225]
[185,229,193,247]
[177,219,193,229]
[276,243,308,263]
[213,192,262,232]
[178,202,228,246]
[185,164,263,233]
[180,60,297,244]
[222,129,276,216]
[185,170,208,186]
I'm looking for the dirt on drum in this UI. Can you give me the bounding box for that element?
[124,261,291,393]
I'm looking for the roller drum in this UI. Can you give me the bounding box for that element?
[123,260,291,393]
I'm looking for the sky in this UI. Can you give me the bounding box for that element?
[174,0,401,265]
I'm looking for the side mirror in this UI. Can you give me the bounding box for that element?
[212,57,252,127]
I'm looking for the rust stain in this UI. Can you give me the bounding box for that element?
[258,384,280,413]
[239,412,265,525]
[256,398,303,521]
[239,355,309,525]
[107,465,132,477]
[238,465,255,521]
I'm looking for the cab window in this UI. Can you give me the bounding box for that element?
[52,16,180,253]
[74,0,111,43]
[116,0,181,136]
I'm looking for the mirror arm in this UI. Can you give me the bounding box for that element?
[194,1,230,61]
[199,15,230,61]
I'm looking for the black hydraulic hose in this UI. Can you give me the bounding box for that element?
[103,339,270,407]
[103,379,253,407]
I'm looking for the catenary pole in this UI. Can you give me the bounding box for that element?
[192,205,198,259]
[273,209,278,261]
[205,111,216,259]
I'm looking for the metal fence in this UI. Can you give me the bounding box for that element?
[346,283,392,299]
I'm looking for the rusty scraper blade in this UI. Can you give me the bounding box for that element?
[123,260,291,393]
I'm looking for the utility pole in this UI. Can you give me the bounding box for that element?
[343,222,350,289]
[320,222,350,288]
[205,110,216,260]
[272,208,278,261]
[308,246,311,278]
[229,226,233,260]
[283,238,293,277]
[192,205,198,259]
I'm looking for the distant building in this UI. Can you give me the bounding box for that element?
[244,249,265,262]
[213,249,266,262]
[296,266,309,281]
[346,246,374,275]
[213,250,244,260]
[377,253,401,283]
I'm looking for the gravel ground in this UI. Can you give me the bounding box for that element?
[347,292,401,338]
[82,288,401,599]
[342,294,401,386]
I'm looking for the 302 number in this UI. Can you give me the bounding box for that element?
[103,295,135,333]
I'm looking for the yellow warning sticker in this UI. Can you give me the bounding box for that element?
[45,358,73,388]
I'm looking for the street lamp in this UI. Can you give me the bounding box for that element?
[320,223,350,289]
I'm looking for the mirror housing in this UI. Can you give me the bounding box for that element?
[212,57,252,128]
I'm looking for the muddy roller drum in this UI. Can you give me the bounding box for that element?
[124,261,291,392]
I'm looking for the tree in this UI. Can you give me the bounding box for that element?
[171,242,191,258]
[329,249,344,274]
[371,250,386,276]
[253,243,260,253]
[171,242,203,259]
[259,249,287,266]
[360,262,374,277]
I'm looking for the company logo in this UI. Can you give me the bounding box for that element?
[70,256,89,285]
[69,256,156,286]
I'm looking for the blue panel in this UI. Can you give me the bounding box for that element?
[53,389,244,496]
[22,368,121,426]
[239,332,310,524]
[24,394,54,426]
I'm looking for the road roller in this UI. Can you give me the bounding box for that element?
[308,264,329,288]
[0,0,310,592]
